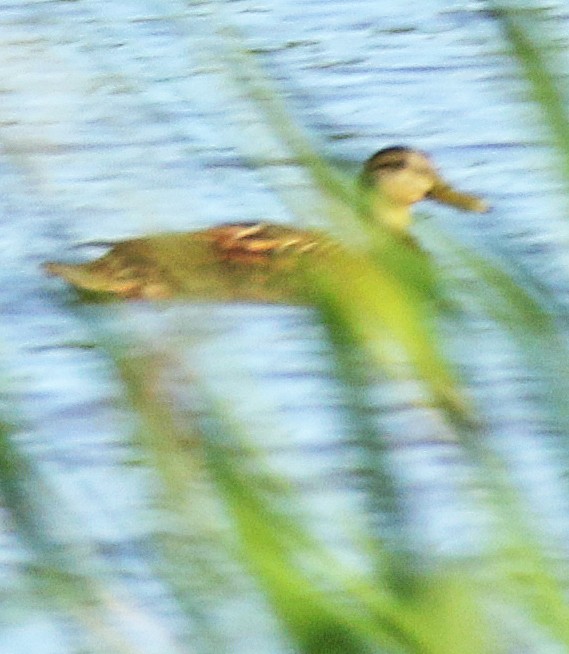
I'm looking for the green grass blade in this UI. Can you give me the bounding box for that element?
[491,3,569,179]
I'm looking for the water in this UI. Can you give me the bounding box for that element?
[2,1,569,652]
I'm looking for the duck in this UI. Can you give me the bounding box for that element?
[43,146,488,303]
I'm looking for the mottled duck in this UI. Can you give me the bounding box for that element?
[44,146,487,303]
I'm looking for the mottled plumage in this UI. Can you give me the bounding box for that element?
[44,146,487,302]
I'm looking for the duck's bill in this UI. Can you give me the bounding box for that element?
[427,180,489,213]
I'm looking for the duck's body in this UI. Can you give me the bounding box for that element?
[44,146,487,303]
[44,222,327,302]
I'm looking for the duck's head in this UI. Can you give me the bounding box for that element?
[361,146,488,218]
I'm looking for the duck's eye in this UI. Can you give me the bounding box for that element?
[359,155,408,187]
[372,158,407,172]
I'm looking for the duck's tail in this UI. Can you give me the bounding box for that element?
[43,261,117,292]
[43,262,68,277]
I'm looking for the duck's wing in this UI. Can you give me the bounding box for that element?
[205,222,321,263]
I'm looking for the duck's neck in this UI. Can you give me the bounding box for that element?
[371,194,412,234]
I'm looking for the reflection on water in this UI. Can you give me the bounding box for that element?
[2,0,569,652]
